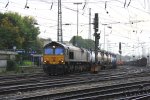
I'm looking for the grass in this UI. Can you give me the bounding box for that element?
[0,60,38,75]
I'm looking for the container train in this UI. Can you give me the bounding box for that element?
[125,57,147,67]
[42,41,117,75]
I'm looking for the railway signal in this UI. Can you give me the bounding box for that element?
[94,13,99,32]
[93,13,99,64]
[119,42,122,62]
[93,13,101,73]
[119,42,122,54]
[97,33,100,39]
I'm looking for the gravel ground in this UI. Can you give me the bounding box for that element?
[6,73,150,99]
[2,65,150,99]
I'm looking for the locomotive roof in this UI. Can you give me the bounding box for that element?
[44,41,88,51]
[44,41,116,55]
[44,41,67,48]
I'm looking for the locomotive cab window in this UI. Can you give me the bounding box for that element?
[44,48,53,54]
[55,47,64,55]
[69,52,74,59]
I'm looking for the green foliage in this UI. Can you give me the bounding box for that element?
[36,37,45,53]
[22,60,33,66]
[6,60,18,71]
[70,36,95,50]
[0,12,41,51]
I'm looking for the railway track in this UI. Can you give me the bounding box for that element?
[0,65,150,99]
[0,68,150,99]
[8,80,150,100]
[120,94,150,100]
[1,67,150,91]
[0,72,45,80]
[0,73,48,86]
[0,66,146,86]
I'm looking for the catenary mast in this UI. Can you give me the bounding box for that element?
[88,8,91,39]
[57,0,63,42]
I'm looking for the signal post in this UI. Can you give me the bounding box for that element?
[91,13,101,73]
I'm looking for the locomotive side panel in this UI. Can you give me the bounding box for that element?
[64,48,69,63]
[108,54,111,64]
[67,47,89,63]
[91,51,95,63]
[104,53,108,64]
[97,52,102,64]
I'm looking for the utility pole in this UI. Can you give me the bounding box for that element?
[88,8,91,39]
[57,0,63,43]
[74,2,82,46]
[102,24,107,50]
[94,13,100,64]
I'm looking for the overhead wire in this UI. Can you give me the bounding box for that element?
[1,0,59,21]
[24,0,29,9]
[0,0,150,40]
[5,0,9,8]
[61,0,150,41]
[127,0,131,7]
[50,1,53,10]
[0,0,148,24]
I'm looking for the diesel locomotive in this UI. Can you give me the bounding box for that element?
[42,41,117,75]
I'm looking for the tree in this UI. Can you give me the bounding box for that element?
[0,16,19,49]
[70,36,95,50]
[0,12,41,51]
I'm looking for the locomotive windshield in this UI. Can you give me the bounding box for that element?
[44,48,53,54]
[44,47,64,55]
[55,47,64,55]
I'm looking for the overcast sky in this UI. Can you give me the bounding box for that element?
[0,0,150,56]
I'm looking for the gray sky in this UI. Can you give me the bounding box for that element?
[0,0,150,56]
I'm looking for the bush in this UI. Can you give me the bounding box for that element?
[6,60,18,71]
[22,60,33,66]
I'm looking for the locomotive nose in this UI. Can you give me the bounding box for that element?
[52,57,56,62]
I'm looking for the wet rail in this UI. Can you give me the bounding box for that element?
[0,65,150,99]
[11,80,150,100]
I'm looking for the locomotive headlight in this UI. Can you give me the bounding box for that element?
[59,60,64,64]
[44,60,49,64]
[53,46,55,48]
